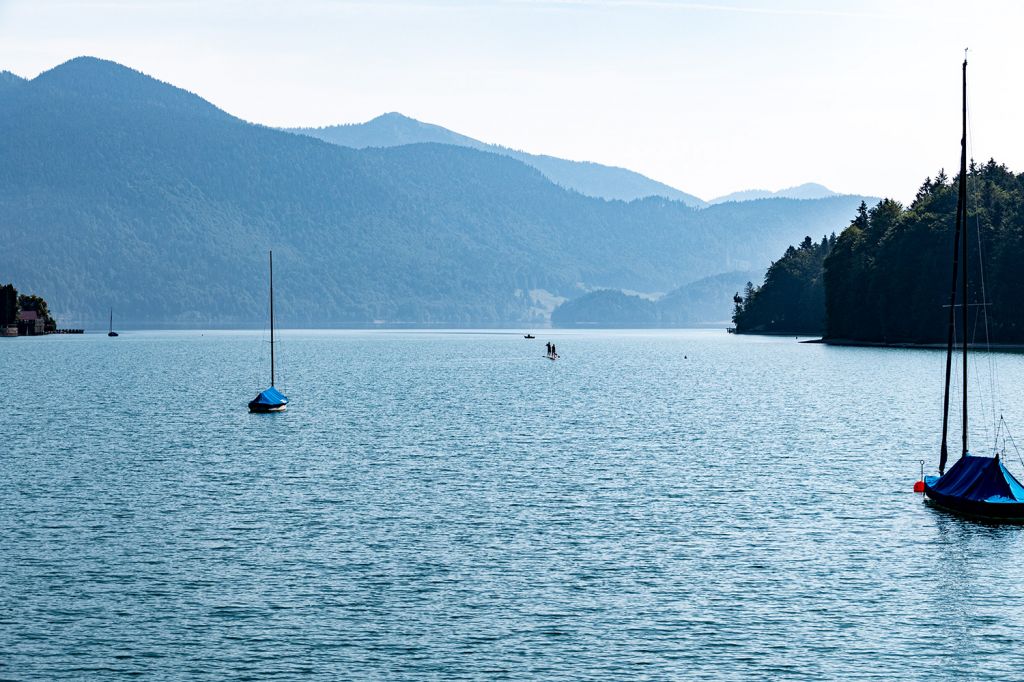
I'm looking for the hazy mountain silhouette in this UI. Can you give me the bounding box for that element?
[0,57,873,328]
[295,112,479,149]
[709,183,839,204]
[551,270,760,328]
[551,290,660,328]
[289,113,708,207]
[657,270,762,325]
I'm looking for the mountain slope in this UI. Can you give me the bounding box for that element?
[0,57,873,328]
[288,113,707,207]
[0,70,26,91]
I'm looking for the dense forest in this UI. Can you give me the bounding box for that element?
[0,57,872,329]
[731,235,834,335]
[734,161,1024,343]
[824,162,1024,343]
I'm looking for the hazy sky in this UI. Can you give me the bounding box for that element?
[1,0,1021,201]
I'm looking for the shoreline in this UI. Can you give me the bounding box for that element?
[803,337,1024,351]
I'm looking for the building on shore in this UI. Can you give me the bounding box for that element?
[17,310,45,336]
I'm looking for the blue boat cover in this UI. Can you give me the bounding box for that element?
[927,455,1024,504]
[251,386,288,406]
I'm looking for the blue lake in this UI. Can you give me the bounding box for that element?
[3,329,1024,679]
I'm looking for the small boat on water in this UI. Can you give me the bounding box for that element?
[922,56,1024,521]
[107,308,118,337]
[248,251,289,413]
[524,334,535,339]
[925,455,1024,521]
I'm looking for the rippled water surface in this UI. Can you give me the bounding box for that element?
[4,329,1024,680]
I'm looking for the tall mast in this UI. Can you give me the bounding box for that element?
[939,56,968,474]
[109,308,113,334]
[959,56,969,457]
[269,250,275,387]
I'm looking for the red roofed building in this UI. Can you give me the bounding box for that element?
[17,309,44,335]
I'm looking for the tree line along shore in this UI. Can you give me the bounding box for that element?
[732,160,1024,346]
[0,284,71,336]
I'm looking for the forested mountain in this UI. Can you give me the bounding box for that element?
[732,235,834,335]
[288,113,708,206]
[0,57,873,328]
[732,162,1024,343]
[551,271,759,328]
[709,183,839,204]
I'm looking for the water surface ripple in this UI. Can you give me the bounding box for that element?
[3,330,1024,680]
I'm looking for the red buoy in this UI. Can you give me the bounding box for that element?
[913,480,925,493]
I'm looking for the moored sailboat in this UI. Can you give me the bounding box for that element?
[107,308,118,337]
[922,56,1024,521]
[248,251,289,413]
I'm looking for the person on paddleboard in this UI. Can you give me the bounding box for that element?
[546,341,552,357]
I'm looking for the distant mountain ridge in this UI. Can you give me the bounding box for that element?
[0,56,875,328]
[288,113,708,207]
[291,115,856,209]
[709,183,840,204]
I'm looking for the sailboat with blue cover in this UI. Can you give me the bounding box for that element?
[923,56,1024,521]
[248,251,289,413]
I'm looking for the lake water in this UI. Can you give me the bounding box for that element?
[4,329,1024,680]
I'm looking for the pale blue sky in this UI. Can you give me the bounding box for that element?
[1,0,1021,201]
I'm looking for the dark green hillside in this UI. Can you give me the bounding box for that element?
[0,57,873,328]
[729,162,1024,343]
[731,235,833,335]
[824,162,1024,343]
